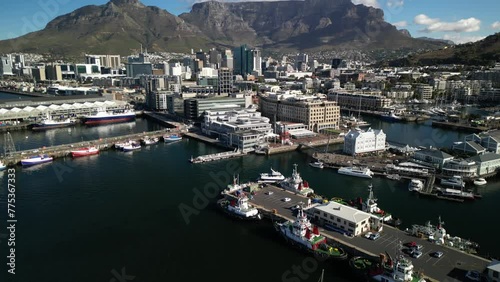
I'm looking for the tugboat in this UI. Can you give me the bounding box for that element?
[370,249,427,282]
[280,164,315,196]
[274,207,348,261]
[217,195,262,220]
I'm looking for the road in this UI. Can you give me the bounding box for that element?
[249,184,491,282]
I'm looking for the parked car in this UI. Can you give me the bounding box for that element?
[432,251,444,258]
[266,191,274,195]
[465,270,481,281]
[411,251,423,259]
[364,232,373,239]
[406,241,417,247]
[282,197,291,202]
[369,233,381,240]
[412,244,423,251]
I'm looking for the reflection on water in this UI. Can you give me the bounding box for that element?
[22,162,53,174]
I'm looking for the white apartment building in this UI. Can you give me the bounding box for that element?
[415,84,433,100]
[259,91,340,132]
[343,128,386,156]
[202,108,274,151]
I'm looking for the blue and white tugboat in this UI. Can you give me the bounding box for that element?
[274,207,348,260]
[217,195,262,220]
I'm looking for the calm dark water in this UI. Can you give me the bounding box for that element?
[0,96,499,281]
[0,91,25,100]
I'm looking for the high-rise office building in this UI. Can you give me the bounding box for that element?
[209,48,221,66]
[233,45,262,77]
[222,49,233,70]
[0,55,14,76]
[218,68,233,96]
[252,49,262,76]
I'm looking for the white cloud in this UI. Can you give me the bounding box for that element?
[442,34,486,44]
[492,21,500,30]
[351,0,380,8]
[392,21,407,28]
[414,14,440,25]
[387,0,404,8]
[414,14,481,33]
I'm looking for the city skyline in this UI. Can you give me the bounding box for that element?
[0,0,498,44]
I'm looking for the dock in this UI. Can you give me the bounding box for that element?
[1,128,182,166]
[189,149,246,163]
[242,184,491,282]
[431,121,489,133]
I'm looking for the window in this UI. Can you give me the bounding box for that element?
[493,271,499,278]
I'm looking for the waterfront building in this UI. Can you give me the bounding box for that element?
[343,128,386,156]
[259,91,340,133]
[304,201,380,236]
[442,159,478,177]
[479,130,500,154]
[452,140,486,155]
[75,64,101,77]
[202,108,273,151]
[467,153,500,176]
[487,260,500,282]
[147,90,172,111]
[327,90,391,111]
[412,148,454,169]
[45,65,63,81]
[415,84,433,100]
[183,97,247,120]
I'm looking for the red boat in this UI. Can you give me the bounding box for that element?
[71,147,99,158]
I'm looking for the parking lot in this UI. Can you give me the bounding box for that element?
[250,184,491,282]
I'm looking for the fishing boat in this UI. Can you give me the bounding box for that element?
[370,251,427,282]
[71,146,99,158]
[440,175,465,188]
[141,137,159,145]
[217,195,262,220]
[408,179,424,192]
[122,142,141,152]
[31,117,76,130]
[0,160,6,171]
[163,134,182,143]
[338,166,374,179]
[274,207,348,261]
[114,140,132,150]
[280,164,314,196]
[222,174,255,194]
[309,161,324,169]
[258,167,285,183]
[21,154,53,167]
[82,110,136,125]
[473,178,487,186]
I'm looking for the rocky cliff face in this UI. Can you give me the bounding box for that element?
[0,0,446,56]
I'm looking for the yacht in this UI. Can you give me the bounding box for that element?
[258,168,285,183]
[408,179,424,192]
[440,175,465,188]
[473,178,487,186]
[309,161,324,169]
[338,166,374,179]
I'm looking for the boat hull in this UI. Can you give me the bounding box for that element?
[338,170,373,179]
[83,115,135,125]
[71,149,99,158]
[217,204,262,221]
[31,122,75,130]
[21,158,53,167]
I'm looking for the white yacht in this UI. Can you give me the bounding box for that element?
[338,166,374,179]
[440,175,465,188]
[473,178,487,186]
[309,161,324,169]
[258,168,285,183]
[408,179,424,192]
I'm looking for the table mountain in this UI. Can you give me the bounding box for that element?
[0,0,447,57]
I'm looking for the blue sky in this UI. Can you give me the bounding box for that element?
[0,0,499,44]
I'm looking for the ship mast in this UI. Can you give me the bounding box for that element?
[3,132,16,158]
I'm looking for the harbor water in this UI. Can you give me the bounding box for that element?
[1,93,499,281]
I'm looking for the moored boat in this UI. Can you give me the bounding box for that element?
[114,140,131,150]
[163,134,182,143]
[371,251,426,282]
[31,117,76,130]
[309,161,324,169]
[258,167,285,183]
[338,166,373,179]
[71,146,99,158]
[82,110,136,125]
[436,187,475,201]
[280,164,314,196]
[386,174,401,181]
[122,142,141,152]
[440,175,465,188]
[274,207,348,261]
[217,195,262,220]
[21,154,53,167]
[408,179,424,192]
[473,178,487,186]
[0,160,6,171]
[141,137,159,145]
